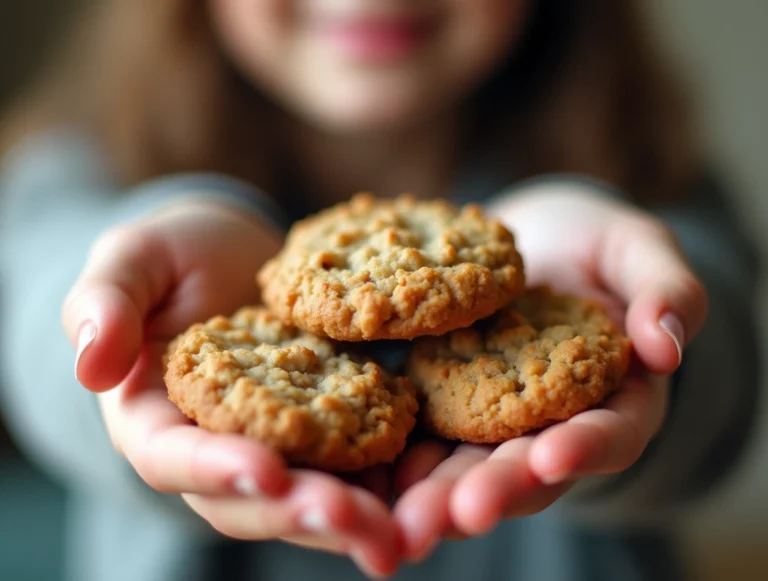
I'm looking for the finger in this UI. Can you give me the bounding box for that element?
[451,439,573,535]
[394,445,490,562]
[101,345,290,496]
[346,487,403,579]
[528,374,669,485]
[502,483,572,519]
[450,437,534,534]
[183,470,360,540]
[599,220,708,374]
[394,440,453,494]
[62,227,173,391]
[140,207,282,339]
[279,488,404,579]
[278,535,348,555]
[184,475,401,577]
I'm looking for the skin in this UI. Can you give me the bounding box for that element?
[210,0,525,132]
[208,0,529,205]
[394,183,706,561]
[63,1,708,578]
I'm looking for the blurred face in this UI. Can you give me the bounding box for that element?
[209,0,529,132]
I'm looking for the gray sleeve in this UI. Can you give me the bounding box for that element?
[561,173,761,523]
[0,131,287,514]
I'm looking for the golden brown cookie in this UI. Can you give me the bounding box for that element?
[257,193,525,341]
[164,307,418,472]
[406,286,631,443]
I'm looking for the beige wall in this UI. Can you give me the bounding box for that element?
[651,0,767,234]
[649,1,768,577]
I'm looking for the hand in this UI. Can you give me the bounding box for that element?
[62,199,400,578]
[394,182,708,561]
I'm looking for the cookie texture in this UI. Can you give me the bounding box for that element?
[164,307,418,471]
[406,286,631,443]
[257,193,525,341]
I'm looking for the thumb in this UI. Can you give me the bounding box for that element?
[62,228,173,392]
[599,219,708,374]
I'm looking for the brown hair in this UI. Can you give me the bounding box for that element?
[1,0,697,205]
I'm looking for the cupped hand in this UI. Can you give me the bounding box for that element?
[61,199,400,578]
[394,182,708,562]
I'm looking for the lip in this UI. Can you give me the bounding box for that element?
[312,16,434,62]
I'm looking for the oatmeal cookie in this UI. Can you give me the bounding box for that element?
[257,193,525,341]
[164,307,418,471]
[406,286,631,443]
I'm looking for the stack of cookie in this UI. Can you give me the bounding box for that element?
[164,194,631,472]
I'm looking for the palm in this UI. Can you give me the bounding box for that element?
[102,331,403,576]
[68,204,401,575]
[391,195,674,560]
[391,287,665,559]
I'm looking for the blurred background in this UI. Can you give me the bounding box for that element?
[0,1,766,580]
[649,2,768,579]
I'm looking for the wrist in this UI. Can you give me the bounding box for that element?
[486,174,634,218]
[150,195,284,241]
[115,171,289,238]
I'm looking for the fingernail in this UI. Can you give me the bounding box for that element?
[74,321,97,380]
[299,508,331,533]
[232,475,261,497]
[350,549,388,580]
[658,313,684,367]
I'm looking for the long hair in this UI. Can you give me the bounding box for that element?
[1,0,696,205]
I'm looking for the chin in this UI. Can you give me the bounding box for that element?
[299,84,435,134]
